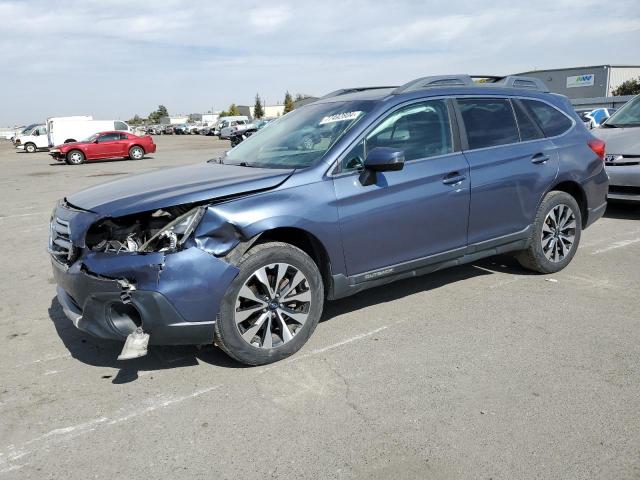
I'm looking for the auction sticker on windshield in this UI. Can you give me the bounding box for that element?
[319,111,362,125]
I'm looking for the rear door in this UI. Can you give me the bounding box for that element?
[333,98,471,277]
[455,97,559,245]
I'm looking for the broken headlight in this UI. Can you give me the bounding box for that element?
[138,206,205,253]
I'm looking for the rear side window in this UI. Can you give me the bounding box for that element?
[457,98,519,149]
[513,100,544,141]
[522,100,573,137]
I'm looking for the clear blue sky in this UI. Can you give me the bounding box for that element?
[1,0,639,125]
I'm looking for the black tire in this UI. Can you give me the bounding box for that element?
[65,149,85,165]
[24,142,37,153]
[516,191,582,273]
[214,241,324,366]
[128,145,145,160]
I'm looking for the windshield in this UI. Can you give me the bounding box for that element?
[84,134,99,142]
[603,96,640,127]
[224,101,373,169]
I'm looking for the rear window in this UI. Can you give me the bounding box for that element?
[522,100,573,137]
[457,98,520,149]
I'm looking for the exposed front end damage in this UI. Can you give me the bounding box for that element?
[50,200,244,349]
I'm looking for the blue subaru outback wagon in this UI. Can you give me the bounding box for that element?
[50,75,608,365]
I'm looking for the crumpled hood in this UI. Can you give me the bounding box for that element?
[592,127,640,156]
[67,162,294,217]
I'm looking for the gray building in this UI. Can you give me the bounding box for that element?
[515,65,640,99]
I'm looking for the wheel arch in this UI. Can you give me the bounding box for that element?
[547,180,588,228]
[129,143,145,153]
[254,227,332,294]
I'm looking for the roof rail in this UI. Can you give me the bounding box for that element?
[392,75,475,94]
[319,86,398,100]
[392,74,549,94]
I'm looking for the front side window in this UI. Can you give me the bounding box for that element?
[457,98,520,149]
[114,121,128,131]
[224,100,373,169]
[98,133,119,143]
[602,96,640,128]
[522,100,573,137]
[339,99,453,172]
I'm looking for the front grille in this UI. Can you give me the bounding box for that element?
[605,154,640,166]
[49,217,76,264]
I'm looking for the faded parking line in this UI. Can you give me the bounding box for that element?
[591,237,640,255]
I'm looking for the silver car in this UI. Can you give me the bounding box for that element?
[593,95,640,201]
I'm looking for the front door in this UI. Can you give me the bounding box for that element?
[333,99,470,277]
[93,133,123,159]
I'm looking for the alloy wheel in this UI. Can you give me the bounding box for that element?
[69,151,83,164]
[541,203,576,262]
[234,263,312,349]
[131,147,143,159]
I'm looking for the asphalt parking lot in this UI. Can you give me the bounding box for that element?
[0,135,639,479]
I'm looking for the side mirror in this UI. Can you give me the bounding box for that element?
[33,131,39,136]
[359,147,405,186]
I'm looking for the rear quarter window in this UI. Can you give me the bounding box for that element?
[522,100,573,137]
[457,98,520,149]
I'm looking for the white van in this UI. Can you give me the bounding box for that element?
[14,124,48,153]
[47,118,130,147]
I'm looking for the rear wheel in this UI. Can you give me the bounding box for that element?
[128,146,144,160]
[65,150,85,165]
[214,242,324,366]
[516,191,582,273]
[24,142,36,153]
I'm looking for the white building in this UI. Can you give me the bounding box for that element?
[238,104,285,119]
[159,115,189,125]
[189,113,219,124]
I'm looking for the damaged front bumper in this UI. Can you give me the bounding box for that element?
[50,204,241,346]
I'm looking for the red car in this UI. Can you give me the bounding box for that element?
[49,131,156,165]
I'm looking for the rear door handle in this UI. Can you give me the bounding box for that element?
[531,153,550,164]
[442,172,466,185]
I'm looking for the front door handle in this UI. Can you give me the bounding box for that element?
[442,172,466,185]
[531,153,550,164]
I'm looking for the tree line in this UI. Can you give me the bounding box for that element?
[128,92,314,124]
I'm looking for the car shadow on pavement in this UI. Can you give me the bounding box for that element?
[603,201,640,221]
[48,297,247,384]
[320,255,531,322]
[47,255,531,382]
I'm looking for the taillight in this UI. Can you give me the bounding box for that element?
[588,138,605,161]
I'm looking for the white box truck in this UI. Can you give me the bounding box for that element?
[14,124,49,153]
[47,117,130,147]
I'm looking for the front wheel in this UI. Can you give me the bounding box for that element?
[214,242,324,366]
[25,142,37,153]
[65,149,85,165]
[516,191,582,273]
[128,146,144,160]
